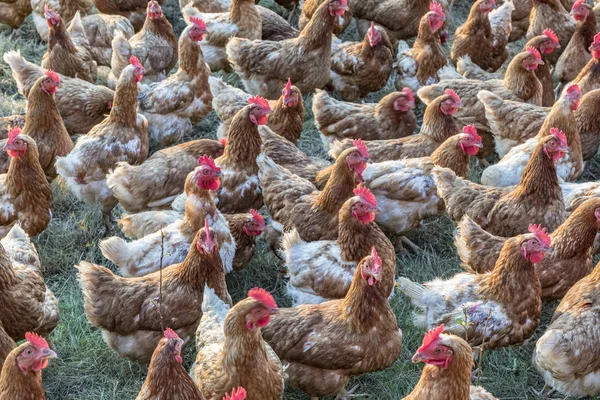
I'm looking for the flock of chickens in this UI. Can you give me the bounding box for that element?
[1,0,600,398]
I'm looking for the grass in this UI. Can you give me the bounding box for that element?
[0,0,598,399]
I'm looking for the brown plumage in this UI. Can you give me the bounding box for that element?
[0,115,26,172]
[570,50,600,96]
[226,0,350,99]
[93,0,167,32]
[136,331,205,400]
[42,8,97,83]
[79,13,135,67]
[329,90,460,162]
[330,24,394,101]
[458,198,600,300]
[576,88,600,160]
[434,134,568,237]
[262,249,402,398]
[0,0,32,29]
[32,0,94,41]
[0,321,15,375]
[299,0,352,35]
[527,0,576,64]
[509,0,532,42]
[108,139,224,214]
[258,6,299,41]
[314,89,417,147]
[411,10,448,85]
[3,51,114,135]
[224,213,264,271]
[78,227,229,364]
[533,261,600,397]
[451,0,508,72]
[526,34,559,107]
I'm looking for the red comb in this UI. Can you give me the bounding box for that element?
[566,84,580,95]
[528,224,551,247]
[402,87,415,102]
[543,29,559,45]
[129,56,142,68]
[283,78,292,97]
[204,218,210,233]
[224,387,247,400]
[353,184,378,208]
[430,1,444,15]
[25,332,49,349]
[44,4,57,18]
[340,0,348,6]
[462,125,482,142]
[248,96,271,110]
[417,324,445,353]
[572,0,585,9]
[198,155,221,172]
[370,247,382,269]
[250,209,264,226]
[594,32,600,45]
[45,69,60,84]
[352,138,369,159]
[248,288,277,309]
[190,17,207,31]
[526,46,542,61]
[549,127,568,148]
[164,328,179,340]
[444,89,461,104]
[7,126,21,142]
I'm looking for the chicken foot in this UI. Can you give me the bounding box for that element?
[335,384,367,400]
[395,236,422,253]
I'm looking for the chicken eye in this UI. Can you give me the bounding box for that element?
[435,348,441,354]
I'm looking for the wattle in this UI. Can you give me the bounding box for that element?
[464,145,480,156]
[528,252,546,264]
[257,114,268,125]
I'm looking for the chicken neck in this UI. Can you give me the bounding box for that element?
[180,177,216,240]
[511,140,562,201]
[107,68,139,127]
[296,0,336,51]
[574,11,597,50]
[22,77,67,141]
[178,31,207,76]
[177,241,224,287]
[141,13,176,43]
[430,136,470,178]
[462,1,491,36]
[0,247,15,288]
[6,143,49,201]
[219,107,262,173]
[314,154,357,213]
[503,55,541,102]
[420,100,459,144]
[548,201,599,260]
[142,342,198,397]
[48,19,77,54]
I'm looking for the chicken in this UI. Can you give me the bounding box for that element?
[282,185,396,305]
[191,287,284,400]
[433,130,569,237]
[107,31,132,90]
[329,22,394,101]
[0,0,32,29]
[0,224,59,340]
[349,0,449,45]
[262,247,402,399]
[509,0,532,42]
[405,326,497,399]
[125,0,178,83]
[41,6,97,83]
[226,0,350,100]
[108,139,224,214]
[100,156,236,277]
[0,116,25,142]
[457,30,561,107]
[394,2,447,91]
[456,197,600,300]
[419,47,545,135]
[533,260,600,398]
[0,128,53,237]
[480,85,583,186]
[576,88,600,160]
[451,0,512,73]
[93,0,167,32]
[527,0,576,64]
[257,139,368,242]
[212,97,272,214]
[56,56,148,231]
[0,333,57,399]
[182,0,262,74]
[136,18,212,147]
[569,32,600,95]
[136,328,205,400]
[328,89,461,163]
[299,0,352,35]
[0,71,73,180]
[314,88,416,150]
[398,224,551,349]
[553,0,597,85]
[79,13,135,67]
[3,50,114,135]
[0,321,15,375]
[31,0,93,41]
[363,127,482,252]
[224,210,266,271]
[257,6,299,41]
[211,77,304,144]
[78,223,230,364]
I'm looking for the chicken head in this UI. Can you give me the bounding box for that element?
[17,333,57,373]
[147,0,163,20]
[458,125,483,156]
[411,325,453,369]
[393,88,416,112]
[571,0,590,21]
[328,0,350,17]
[440,89,463,115]
[248,96,272,125]
[478,0,496,13]
[520,224,552,264]
[565,84,582,110]
[129,56,145,83]
[197,219,218,254]
[245,288,279,331]
[243,209,266,237]
[590,33,600,59]
[44,5,60,27]
[345,138,370,181]
[428,1,446,32]
[163,328,184,364]
[522,47,545,71]
[540,29,560,54]
[282,79,301,108]
[195,155,222,190]
[224,387,247,400]
[367,22,382,47]
[189,17,208,42]
[40,70,60,95]
[351,184,379,224]
[3,127,28,158]
[361,247,383,286]
[543,128,569,162]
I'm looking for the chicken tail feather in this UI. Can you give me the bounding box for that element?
[99,237,129,270]
[397,277,427,303]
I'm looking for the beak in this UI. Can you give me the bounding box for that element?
[372,206,381,214]
[42,348,58,359]
[560,146,571,153]
[215,169,222,176]
[3,142,14,152]
[258,225,267,232]
[411,352,426,364]
[270,308,280,315]
[537,59,545,65]
[543,245,553,255]
[474,142,484,148]
[283,97,292,106]
[341,4,350,11]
